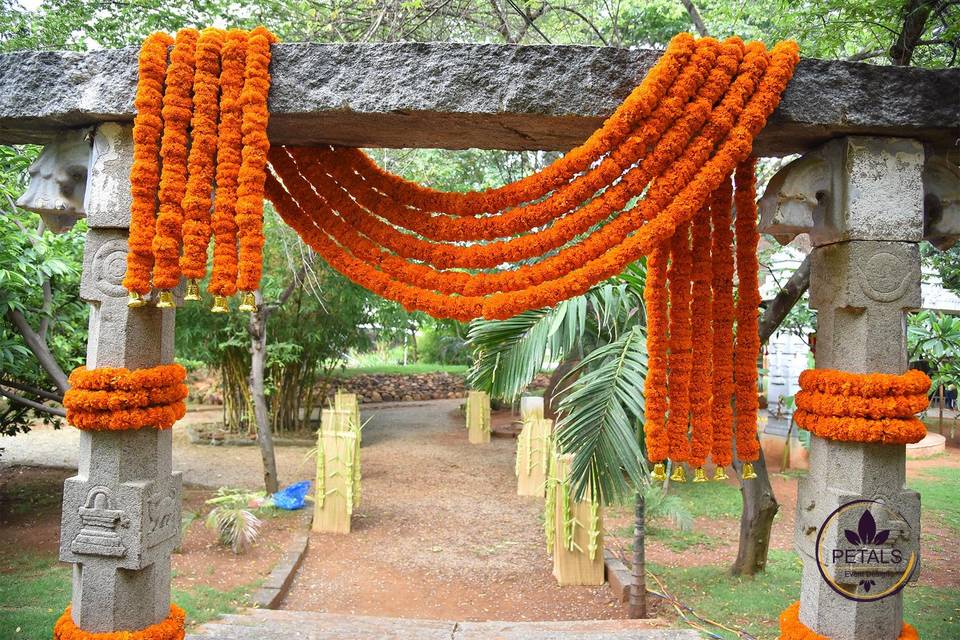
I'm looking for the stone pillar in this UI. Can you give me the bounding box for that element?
[58,123,181,632]
[759,137,925,639]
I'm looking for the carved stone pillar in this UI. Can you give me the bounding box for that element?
[760,137,927,639]
[58,123,181,632]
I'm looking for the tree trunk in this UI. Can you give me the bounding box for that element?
[939,383,945,430]
[731,448,779,575]
[628,488,648,618]
[543,357,581,421]
[408,324,418,363]
[728,256,811,574]
[5,308,69,393]
[249,298,280,494]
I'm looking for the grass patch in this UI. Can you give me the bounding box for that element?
[650,549,803,639]
[666,478,743,519]
[910,466,960,533]
[651,550,957,639]
[335,364,468,377]
[0,553,254,639]
[648,527,721,552]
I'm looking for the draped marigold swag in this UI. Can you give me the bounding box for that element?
[124,28,801,477]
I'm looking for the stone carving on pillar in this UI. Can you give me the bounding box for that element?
[759,137,932,640]
[70,486,129,557]
[40,121,183,633]
[922,154,960,251]
[15,128,90,233]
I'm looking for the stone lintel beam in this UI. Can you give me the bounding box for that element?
[0,43,957,154]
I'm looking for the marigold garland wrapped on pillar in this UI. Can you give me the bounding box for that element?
[793,368,930,444]
[778,602,919,640]
[63,364,188,431]
[54,604,186,640]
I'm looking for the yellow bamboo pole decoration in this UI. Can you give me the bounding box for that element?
[550,453,604,586]
[312,408,360,534]
[516,416,553,497]
[466,390,491,444]
[519,395,544,420]
[334,390,362,507]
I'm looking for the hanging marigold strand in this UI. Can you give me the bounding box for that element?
[123,31,173,297]
[351,33,699,217]
[687,203,714,472]
[733,158,762,463]
[235,26,278,295]
[209,29,248,299]
[643,246,670,466]
[666,220,694,465]
[709,175,736,469]
[152,28,198,293]
[180,27,224,286]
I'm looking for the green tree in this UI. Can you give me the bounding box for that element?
[0,145,86,438]
[908,310,960,429]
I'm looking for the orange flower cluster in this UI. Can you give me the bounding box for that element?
[123,31,173,295]
[63,364,188,431]
[794,368,930,445]
[54,605,185,640]
[709,177,735,467]
[235,26,278,293]
[181,28,224,281]
[666,221,693,464]
[152,29,198,291]
[123,27,275,303]
[687,202,714,469]
[733,159,761,462]
[642,246,670,464]
[778,602,919,640]
[210,29,248,298]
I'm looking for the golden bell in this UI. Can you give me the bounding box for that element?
[211,295,229,313]
[692,467,708,483]
[156,291,175,308]
[713,466,730,481]
[127,291,147,308]
[651,463,667,482]
[669,465,686,483]
[184,280,201,301]
[742,462,758,480]
[238,291,257,313]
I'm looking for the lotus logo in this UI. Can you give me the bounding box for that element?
[815,499,916,602]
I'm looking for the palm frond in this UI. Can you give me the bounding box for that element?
[555,324,648,504]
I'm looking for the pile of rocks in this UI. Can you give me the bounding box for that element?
[326,372,467,403]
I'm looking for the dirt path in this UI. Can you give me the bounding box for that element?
[282,399,628,621]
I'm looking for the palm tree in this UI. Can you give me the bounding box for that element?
[467,263,654,616]
[909,310,960,429]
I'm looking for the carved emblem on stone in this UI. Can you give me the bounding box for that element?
[145,485,178,548]
[856,251,910,303]
[70,486,129,557]
[91,238,129,299]
[16,129,90,233]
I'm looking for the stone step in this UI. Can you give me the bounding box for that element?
[188,609,699,640]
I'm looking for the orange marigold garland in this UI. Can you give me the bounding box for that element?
[63,364,188,431]
[123,31,173,301]
[180,28,224,291]
[208,29,249,303]
[152,29,198,296]
[54,604,186,640]
[733,158,762,466]
[793,368,930,445]
[709,175,735,474]
[643,246,670,471]
[665,221,693,472]
[778,602,919,640]
[687,203,714,477]
[234,26,278,303]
